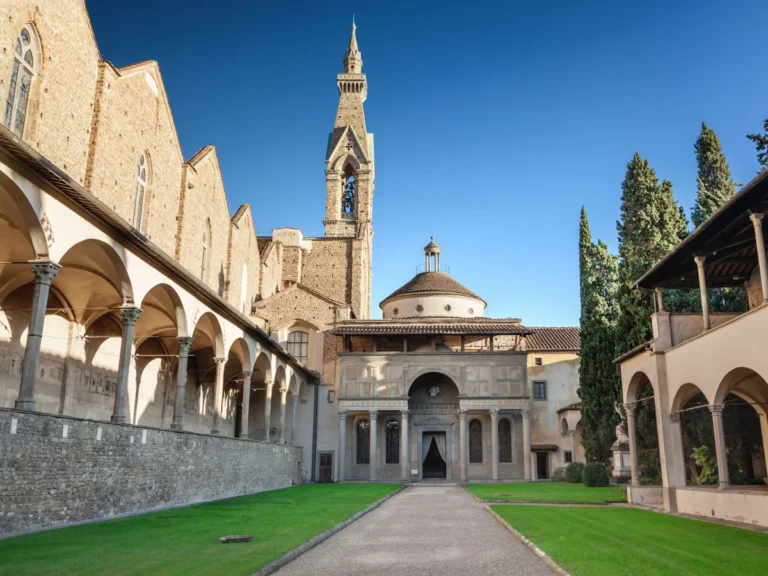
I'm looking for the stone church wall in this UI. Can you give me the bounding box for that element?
[227,206,261,314]
[0,0,100,184]
[0,408,300,536]
[301,238,353,308]
[259,241,284,300]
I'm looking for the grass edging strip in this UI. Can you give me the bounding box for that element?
[486,506,571,576]
[249,485,406,576]
[462,485,620,506]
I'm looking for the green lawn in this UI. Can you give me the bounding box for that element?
[0,484,399,576]
[492,505,768,576]
[466,482,625,503]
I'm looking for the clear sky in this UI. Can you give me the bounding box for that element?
[86,0,768,325]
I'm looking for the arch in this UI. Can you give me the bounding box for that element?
[671,383,710,413]
[560,417,569,435]
[136,283,188,345]
[132,153,150,231]
[190,311,224,357]
[406,368,460,395]
[227,337,251,370]
[253,351,272,383]
[0,170,48,259]
[626,370,654,404]
[288,373,299,396]
[274,364,287,389]
[714,367,768,406]
[331,153,361,172]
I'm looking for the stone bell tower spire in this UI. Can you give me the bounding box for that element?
[324,19,374,239]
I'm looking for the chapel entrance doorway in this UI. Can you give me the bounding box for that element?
[536,452,549,480]
[422,433,447,479]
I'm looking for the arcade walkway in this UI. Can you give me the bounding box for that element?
[275,486,552,576]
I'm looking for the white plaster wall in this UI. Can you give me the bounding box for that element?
[381,294,486,319]
[675,487,768,528]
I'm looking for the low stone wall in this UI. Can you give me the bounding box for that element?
[627,485,663,507]
[676,487,768,528]
[0,408,301,536]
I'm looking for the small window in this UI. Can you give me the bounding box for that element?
[468,307,474,314]
[534,357,543,366]
[416,304,424,313]
[133,155,148,230]
[533,381,547,400]
[564,450,573,463]
[4,26,38,136]
[444,304,451,312]
[393,307,399,316]
[287,331,309,364]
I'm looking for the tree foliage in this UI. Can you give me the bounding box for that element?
[746,118,768,168]
[578,208,620,462]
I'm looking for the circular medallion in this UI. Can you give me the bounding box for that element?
[427,385,440,397]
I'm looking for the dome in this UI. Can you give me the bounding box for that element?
[382,272,483,302]
[380,272,487,319]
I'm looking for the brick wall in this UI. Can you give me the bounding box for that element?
[0,408,301,535]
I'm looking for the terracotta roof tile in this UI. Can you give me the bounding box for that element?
[332,318,532,336]
[380,272,485,306]
[525,327,580,351]
[557,402,582,414]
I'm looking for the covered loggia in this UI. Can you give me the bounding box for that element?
[625,371,662,484]
[248,352,272,440]
[184,311,224,434]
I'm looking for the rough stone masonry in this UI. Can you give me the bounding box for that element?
[0,408,301,536]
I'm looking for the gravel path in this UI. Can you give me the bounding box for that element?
[274,486,553,576]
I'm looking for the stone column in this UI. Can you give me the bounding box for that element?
[210,357,226,434]
[111,306,142,423]
[694,256,710,331]
[709,404,730,489]
[15,261,60,411]
[289,390,300,444]
[624,403,639,486]
[369,409,378,481]
[171,337,194,430]
[490,408,500,481]
[522,408,532,481]
[751,213,768,303]
[338,410,348,482]
[655,287,665,312]
[569,430,577,462]
[279,387,288,444]
[459,409,468,483]
[263,379,273,441]
[400,410,410,481]
[240,370,252,439]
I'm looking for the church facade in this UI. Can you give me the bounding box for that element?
[0,1,582,537]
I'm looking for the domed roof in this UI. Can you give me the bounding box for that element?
[380,271,486,306]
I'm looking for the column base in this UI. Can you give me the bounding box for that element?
[239,432,249,439]
[14,398,35,411]
[718,482,730,490]
[170,421,182,431]
[111,414,127,424]
[210,429,220,435]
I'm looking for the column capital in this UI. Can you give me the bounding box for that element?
[264,378,274,386]
[369,409,379,419]
[750,211,765,226]
[568,429,577,437]
[119,306,142,326]
[214,356,227,366]
[623,403,636,415]
[241,370,253,379]
[458,409,468,419]
[489,408,499,418]
[400,409,409,416]
[694,254,707,267]
[339,410,348,420]
[521,408,530,419]
[670,412,681,423]
[177,336,194,352]
[709,403,725,415]
[31,260,61,284]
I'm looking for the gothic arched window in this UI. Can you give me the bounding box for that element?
[386,420,400,464]
[200,219,211,281]
[133,155,148,230]
[356,419,370,464]
[342,175,355,216]
[499,418,512,463]
[287,331,308,364]
[469,419,482,464]
[4,26,39,136]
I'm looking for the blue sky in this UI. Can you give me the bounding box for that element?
[86,0,768,325]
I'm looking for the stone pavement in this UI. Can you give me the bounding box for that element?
[274,486,553,576]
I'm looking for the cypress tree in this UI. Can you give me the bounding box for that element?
[747,119,768,168]
[692,123,746,313]
[578,209,620,462]
[692,123,736,227]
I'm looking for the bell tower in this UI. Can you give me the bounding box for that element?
[324,20,374,239]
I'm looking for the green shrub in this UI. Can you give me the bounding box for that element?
[551,466,567,482]
[582,462,609,487]
[692,446,718,486]
[565,462,585,483]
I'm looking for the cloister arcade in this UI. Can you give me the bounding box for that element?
[0,146,309,445]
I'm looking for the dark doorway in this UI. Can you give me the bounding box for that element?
[319,452,333,483]
[234,392,243,438]
[536,452,549,480]
[423,436,447,479]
